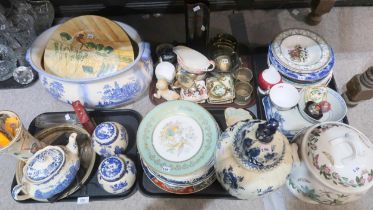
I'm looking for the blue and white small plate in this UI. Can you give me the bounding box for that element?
[262,96,313,139]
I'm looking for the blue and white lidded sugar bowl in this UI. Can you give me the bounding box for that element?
[92,122,129,157]
[97,154,136,194]
[215,108,294,199]
[12,133,80,201]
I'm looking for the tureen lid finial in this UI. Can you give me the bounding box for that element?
[232,119,286,171]
[255,118,279,143]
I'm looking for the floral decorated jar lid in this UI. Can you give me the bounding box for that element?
[271,28,332,73]
[99,156,125,182]
[302,122,373,193]
[137,100,218,176]
[24,146,65,184]
[93,122,118,145]
[232,119,287,170]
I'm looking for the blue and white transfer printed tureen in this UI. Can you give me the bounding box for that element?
[215,108,293,199]
[97,155,136,194]
[12,133,80,201]
[27,21,153,108]
[92,122,129,157]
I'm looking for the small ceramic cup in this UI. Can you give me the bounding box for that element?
[92,122,128,157]
[155,61,176,84]
[269,83,299,111]
[258,65,282,94]
[97,154,136,194]
[234,82,253,106]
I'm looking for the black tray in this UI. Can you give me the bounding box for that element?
[11,109,142,202]
[0,70,38,89]
[252,49,349,125]
[138,109,256,199]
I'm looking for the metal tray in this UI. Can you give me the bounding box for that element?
[10,109,142,202]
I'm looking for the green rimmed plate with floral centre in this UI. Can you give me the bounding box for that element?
[137,100,218,176]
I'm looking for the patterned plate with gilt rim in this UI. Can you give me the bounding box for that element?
[270,28,332,74]
[137,100,218,177]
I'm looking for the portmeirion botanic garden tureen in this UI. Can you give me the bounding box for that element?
[215,108,293,199]
[11,133,80,201]
[288,122,373,205]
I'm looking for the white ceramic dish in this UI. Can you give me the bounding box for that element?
[282,70,333,89]
[269,83,299,110]
[298,87,347,123]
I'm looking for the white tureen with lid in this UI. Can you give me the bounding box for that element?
[288,122,373,205]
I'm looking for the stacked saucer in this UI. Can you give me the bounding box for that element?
[137,101,219,194]
[268,29,334,88]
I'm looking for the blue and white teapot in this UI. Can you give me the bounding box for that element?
[12,133,80,201]
[215,108,294,199]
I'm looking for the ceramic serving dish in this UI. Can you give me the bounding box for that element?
[262,96,312,139]
[268,46,334,83]
[281,70,333,89]
[92,121,129,157]
[270,29,333,73]
[137,100,219,177]
[27,21,153,108]
[97,155,136,194]
[298,87,347,123]
[288,122,373,205]
[12,133,80,201]
[173,46,215,74]
[269,83,299,111]
[215,109,293,199]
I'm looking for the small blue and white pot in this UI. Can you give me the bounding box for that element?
[26,21,153,108]
[97,155,136,194]
[12,133,80,201]
[92,122,128,157]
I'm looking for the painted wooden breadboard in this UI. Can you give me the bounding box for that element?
[43,15,134,79]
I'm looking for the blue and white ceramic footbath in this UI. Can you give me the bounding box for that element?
[12,133,80,201]
[97,154,136,194]
[92,122,128,157]
[215,108,294,199]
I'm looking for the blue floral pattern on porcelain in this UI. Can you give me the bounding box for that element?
[92,122,128,157]
[94,122,117,144]
[25,148,65,183]
[28,22,153,109]
[97,155,136,194]
[100,156,124,181]
[268,45,334,82]
[34,162,80,200]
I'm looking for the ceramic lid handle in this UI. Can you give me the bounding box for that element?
[11,184,31,201]
[255,119,279,143]
[329,132,360,165]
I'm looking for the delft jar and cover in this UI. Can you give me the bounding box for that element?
[97,154,136,194]
[215,108,293,199]
[11,133,80,201]
[92,122,129,157]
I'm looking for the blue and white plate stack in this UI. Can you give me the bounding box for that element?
[268,29,334,89]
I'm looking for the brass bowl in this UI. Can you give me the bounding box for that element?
[15,124,96,202]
